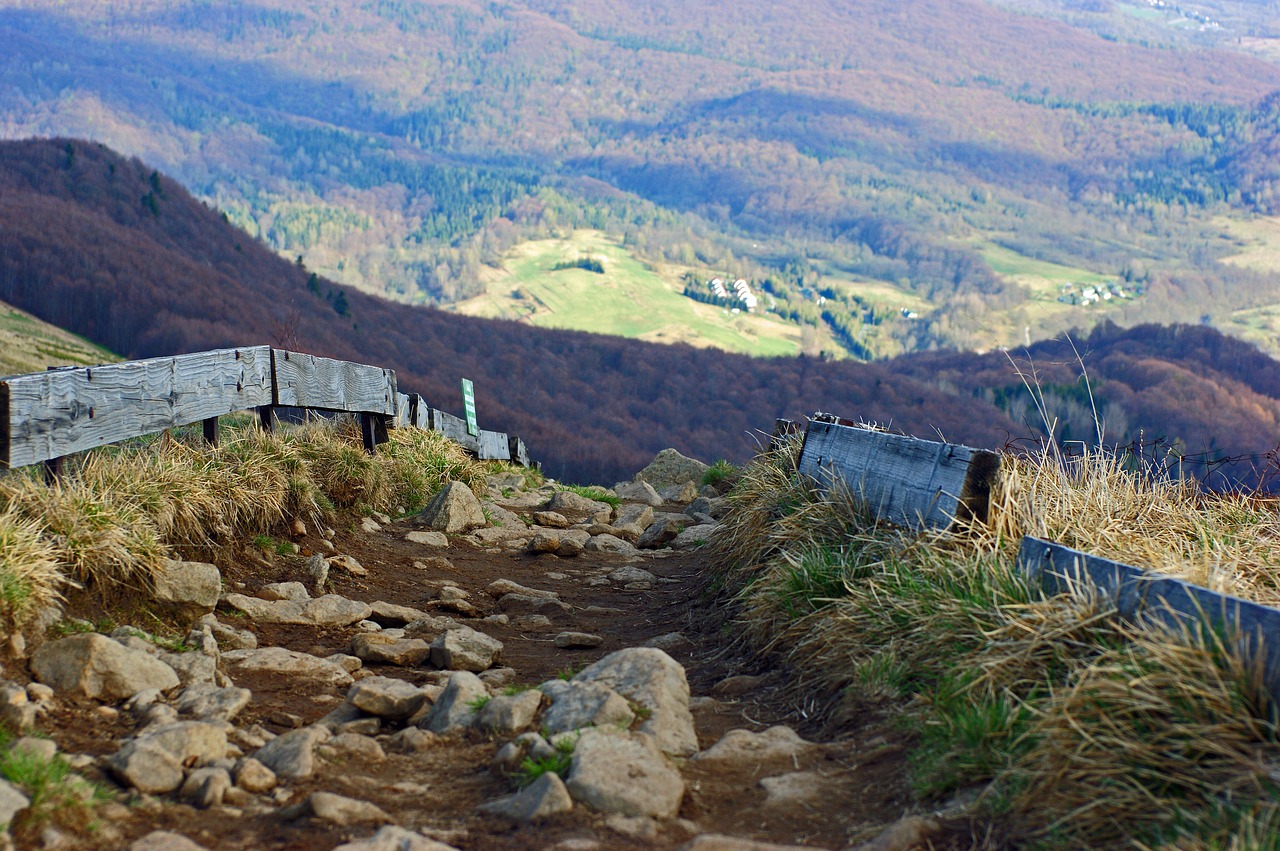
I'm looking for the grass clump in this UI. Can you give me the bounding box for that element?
[0,736,108,839]
[709,432,1280,847]
[515,736,576,788]
[561,484,620,509]
[701,458,739,490]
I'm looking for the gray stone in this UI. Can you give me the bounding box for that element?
[484,503,526,529]
[327,653,363,673]
[11,737,56,763]
[541,681,635,736]
[554,632,604,649]
[643,632,688,651]
[305,554,330,592]
[585,534,637,556]
[157,650,219,687]
[476,690,544,735]
[485,580,560,601]
[565,728,684,818]
[361,517,382,534]
[325,733,386,763]
[676,837,818,851]
[254,725,330,780]
[848,815,944,851]
[659,481,699,504]
[178,766,231,808]
[430,627,503,671]
[175,683,252,722]
[615,503,657,539]
[207,619,257,651]
[346,676,428,720]
[220,593,372,627]
[634,449,709,490]
[686,496,728,519]
[636,516,685,549]
[351,633,431,667]
[532,511,570,528]
[405,530,449,548]
[759,771,825,807]
[280,791,391,826]
[31,634,180,701]
[613,481,663,507]
[541,491,613,524]
[574,648,698,757]
[108,740,184,794]
[338,717,382,736]
[331,826,459,851]
[108,721,228,794]
[369,601,431,626]
[608,566,656,588]
[692,726,813,765]
[221,647,354,689]
[233,757,277,793]
[0,779,28,828]
[128,832,208,851]
[477,770,573,821]
[152,559,222,620]
[672,524,718,549]
[258,582,310,602]
[418,482,486,533]
[419,671,486,734]
[498,594,570,616]
[329,554,368,576]
[386,728,438,754]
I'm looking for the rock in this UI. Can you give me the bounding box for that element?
[405,530,449,547]
[759,771,825,807]
[585,534,637,556]
[477,771,573,821]
[233,757,277,793]
[484,503,526,529]
[498,594,570,616]
[254,725,330,780]
[565,728,684,818]
[676,837,818,851]
[175,684,252,722]
[614,503,657,538]
[709,674,771,697]
[339,717,382,736]
[346,677,429,721]
[419,671,487,734]
[329,554,368,577]
[222,647,354,688]
[613,481,663,507]
[430,627,503,672]
[0,778,29,828]
[280,791,392,826]
[554,529,590,556]
[305,554,330,591]
[636,516,685,549]
[11,737,56,763]
[515,614,553,630]
[850,815,944,851]
[608,565,656,589]
[404,615,463,640]
[476,690,544,735]
[351,634,431,667]
[606,814,658,840]
[541,491,612,524]
[386,728,438,754]
[157,650,219,687]
[672,524,718,549]
[635,449,709,491]
[221,593,372,627]
[686,496,728,519]
[328,653,363,673]
[541,681,635,736]
[659,481,699,504]
[31,634,180,701]
[470,527,531,547]
[554,632,604,649]
[108,740,184,794]
[360,517,382,534]
[151,559,222,619]
[485,580,560,600]
[108,721,228,794]
[368,601,431,627]
[206,619,257,651]
[693,726,813,765]
[532,511,569,528]
[332,826,459,851]
[418,482,486,533]
[643,633,687,651]
[258,582,309,602]
[324,733,386,763]
[574,648,698,757]
[178,766,231,808]
[128,832,208,851]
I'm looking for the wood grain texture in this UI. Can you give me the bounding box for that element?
[2,346,272,469]
[509,436,530,468]
[798,420,1000,529]
[271,349,396,415]
[432,408,479,453]
[1018,536,1280,704]
[407,394,430,430]
[394,393,411,428]
[478,429,511,461]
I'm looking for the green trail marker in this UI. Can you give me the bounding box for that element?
[462,378,478,436]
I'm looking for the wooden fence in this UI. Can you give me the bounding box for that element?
[794,414,1280,704]
[0,346,532,474]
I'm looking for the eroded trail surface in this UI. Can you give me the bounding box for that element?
[18,474,921,851]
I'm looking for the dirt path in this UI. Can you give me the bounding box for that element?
[35,510,922,851]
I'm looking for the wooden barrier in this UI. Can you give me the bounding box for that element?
[798,419,1000,529]
[0,346,273,469]
[1018,536,1280,703]
[478,429,511,462]
[432,408,479,453]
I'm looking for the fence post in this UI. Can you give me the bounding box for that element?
[203,416,219,447]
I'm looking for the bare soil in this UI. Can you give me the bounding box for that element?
[22,513,933,851]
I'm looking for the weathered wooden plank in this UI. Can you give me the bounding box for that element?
[478,429,511,462]
[797,420,1000,529]
[1018,536,1280,703]
[411,395,429,430]
[1,346,273,469]
[509,436,530,468]
[432,408,479,453]
[394,393,411,429]
[271,349,397,415]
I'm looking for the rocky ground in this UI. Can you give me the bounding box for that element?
[0,451,936,851]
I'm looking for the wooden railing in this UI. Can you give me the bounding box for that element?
[0,346,532,474]
[794,415,1280,704]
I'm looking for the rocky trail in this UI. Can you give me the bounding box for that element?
[0,452,929,851]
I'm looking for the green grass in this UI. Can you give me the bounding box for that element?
[514,736,576,788]
[562,484,620,509]
[975,242,1110,288]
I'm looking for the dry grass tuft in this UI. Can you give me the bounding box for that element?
[0,507,65,624]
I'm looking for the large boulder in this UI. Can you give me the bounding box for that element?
[221,647,354,689]
[477,771,573,821]
[151,559,222,620]
[574,648,697,756]
[417,482,486,533]
[430,627,503,671]
[220,594,372,627]
[31,634,180,701]
[419,671,486,734]
[254,725,331,780]
[540,681,635,736]
[634,449,709,491]
[613,480,664,507]
[540,491,612,524]
[565,728,684,818]
[350,634,431,667]
[346,677,430,721]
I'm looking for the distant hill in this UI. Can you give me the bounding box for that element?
[0,301,119,376]
[3,138,1280,488]
[7,1,1280,359]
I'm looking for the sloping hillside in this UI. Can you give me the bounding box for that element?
[0,300,118,376]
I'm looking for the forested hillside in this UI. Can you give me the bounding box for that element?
[7,0,1280,357]
[4,138,1280,487]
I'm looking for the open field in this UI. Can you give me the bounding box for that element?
[0,301,119,376]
